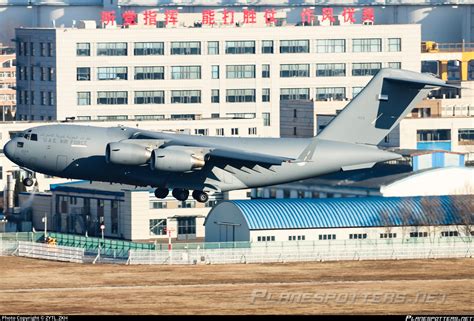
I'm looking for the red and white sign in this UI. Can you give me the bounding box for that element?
[100,7,375,27]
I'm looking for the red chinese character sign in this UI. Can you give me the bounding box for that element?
[342,7,356,24]
[300,8,314,25]
[362,8,375,23]
[222,9,235,25]
[143,10,157,26]
[122,10,137,27]
[165,9,179,26]
[202,10,215,25]
[101,11,116,26]
[243,9,256,24]
[264,9,276,25]
[321,7,335,23]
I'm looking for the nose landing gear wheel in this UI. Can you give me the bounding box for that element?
[23,177,34,187]
[192,190,208,203]
[172,188,189,201]
[154,188,169,199]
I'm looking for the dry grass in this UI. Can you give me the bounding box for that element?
[0,257,472,315]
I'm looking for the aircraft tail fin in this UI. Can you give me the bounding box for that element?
[316,68,458,146]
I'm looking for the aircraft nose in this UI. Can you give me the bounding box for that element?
[3,140,16,161]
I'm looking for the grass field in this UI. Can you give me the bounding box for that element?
[0,256,472,315]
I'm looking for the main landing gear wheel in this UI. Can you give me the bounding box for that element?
[192,190,208,203]
[154,188,169,199]
[23,177,34,187]
[172,188,189,201]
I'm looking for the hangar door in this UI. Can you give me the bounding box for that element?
[217,222,239,242]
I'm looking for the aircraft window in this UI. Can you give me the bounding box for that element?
[17,142,24,148]
[31,134,38,141]
[24,134,31,140]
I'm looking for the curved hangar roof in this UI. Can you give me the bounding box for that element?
[205,196,473,230]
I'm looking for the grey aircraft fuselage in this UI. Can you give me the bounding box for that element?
[3,124,398,193]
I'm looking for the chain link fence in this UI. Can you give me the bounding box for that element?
[129,237,473,265]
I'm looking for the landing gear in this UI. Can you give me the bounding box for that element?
[23,177,34,187]
[172,188,189,201]
[192,190,208,203]
[154,188,169,199]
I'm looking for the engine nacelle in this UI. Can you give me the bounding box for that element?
[105,142,152,166]
[150,148,205,172]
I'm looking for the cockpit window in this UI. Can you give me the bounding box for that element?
[30,134,38,141]
[24,134,30,140]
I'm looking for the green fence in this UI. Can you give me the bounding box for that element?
[0,232,43,242]
[42,232,156,258]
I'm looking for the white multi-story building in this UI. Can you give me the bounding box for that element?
[14,22,420,136]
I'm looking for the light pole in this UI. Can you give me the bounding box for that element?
[42,214,47,241]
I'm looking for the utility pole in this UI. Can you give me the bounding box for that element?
[42,214,47,240]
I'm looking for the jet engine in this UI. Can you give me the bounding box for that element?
[150,148,205,172]
[105,142,152,166]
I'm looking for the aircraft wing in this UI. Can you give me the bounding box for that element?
[131,129,294,166]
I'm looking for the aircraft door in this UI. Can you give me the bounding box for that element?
[56,155,68,171]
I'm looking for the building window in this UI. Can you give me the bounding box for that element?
[211,65,219,79]
[216,128,224,136]
[349,233,367,239]
[459,129,474,144]
[380,233,397,239]
[289,235,306,241]
[262,40,274,54]
[316,87,346,101]
[111,201,119,234]
[352,63,382,76]
[280,88,310,101]
[387,38,401,52]
[318,234,336,240]
[76,67,90,81]
[262,112,270,126]
[316,63,346,77]
[134,66,164,80]
[208,41,219,55]
[48,92,55,106]
[353,38,382,52]
[226,65,255,79]
[40,91,47,106]
[134,91,165,104]
[135,115,165,121]
[177,217,196,235]
[30,91,35,105]
[98,67,127,80]
[352,86,364,98]
[76,43,90,56]
[40,43,46,57]
[280,64,310,77]
[417,129,451,141]
[48,67,55,81]
[48,42,53,57]
[149,219,167,236]
[388,62,401,69]
[211,89,219,103]
[225,41,255,54]
[97,42,127,56]
[171,66,201,80]
[226,89,256,103]
[441,231,459,237]
[280,40,309,53]
[248,127,257,135]
[98,115,128,121]
[195,129,208,136]
[40,67,46,81]
[30,42,35,56]
[171,90,201,104]
[257,236,275,242]
[231,128,239,135]
[315,39,345,53]
[134,42,164,55]
[77,92,91,105]
[262,64,270,78]
[97,91,128,105]
[409,232,428,238]
[262,88,270,102]
[171,41,201,55]
[30,66,35,81]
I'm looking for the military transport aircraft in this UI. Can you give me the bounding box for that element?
[3,69,456,202]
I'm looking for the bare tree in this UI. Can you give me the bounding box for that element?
[420,196,443,243]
